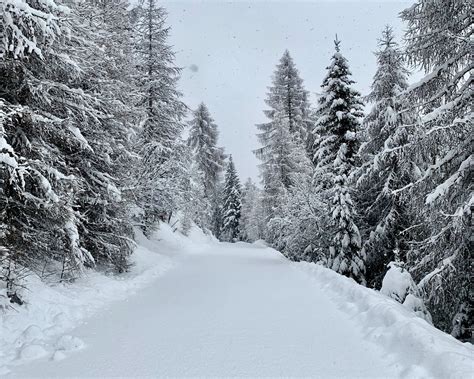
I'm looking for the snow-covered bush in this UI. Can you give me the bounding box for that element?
[381,261,432,323]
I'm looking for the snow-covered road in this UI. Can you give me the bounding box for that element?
[9,241,407,378]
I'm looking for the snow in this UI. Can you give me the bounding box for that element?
[0,225,178,375]
[2,227,473,377]
[295,261,473,379]
[68,125,93,152]
[381,262,415,302]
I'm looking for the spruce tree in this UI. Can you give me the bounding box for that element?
[221,156,242,242]
[357,27,416,288]
[400,0,472,339]
[312,38,365,284]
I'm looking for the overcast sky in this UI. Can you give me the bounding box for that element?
[160,0,413,182]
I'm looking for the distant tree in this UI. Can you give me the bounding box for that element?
[187,103,225,198]
[312,38,366,284]
[221,156,242,242]
[187,103,226,232]
[240,178,264,242]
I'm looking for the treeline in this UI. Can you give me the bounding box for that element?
[240,1,471,340]
[0,0,239,306]
[0,0,470,342]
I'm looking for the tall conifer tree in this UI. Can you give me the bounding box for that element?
[312,38,365,284]
[400,0,472,339]
[221,156,242,242]
[357,27,416,288]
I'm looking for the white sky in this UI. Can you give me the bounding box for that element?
[160,0,413,182]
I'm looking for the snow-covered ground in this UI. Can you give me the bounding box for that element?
[2,225,473,378]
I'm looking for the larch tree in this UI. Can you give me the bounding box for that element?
[133,0,187,235]
[221,156,242,242]
[400,0,472,339]
[187,103,226,232]
[0,0,139,293]
[255,51,313,229]
[312,38,366,284]
[0,0,104,283]
[356,27,417,289]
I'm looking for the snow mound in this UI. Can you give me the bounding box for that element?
[252,239,269,248]
[0,224,182,375]
[18,345,48,361]
[55,335,85,352]
[294,261,474,379]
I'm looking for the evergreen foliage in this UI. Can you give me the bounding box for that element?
[400,0,472,339]
[312,38,365,284]
[356,27,416,288]
[133,0,186,235]
[221,156,242,242]
[255,51,313,228]
[187,103,226,233]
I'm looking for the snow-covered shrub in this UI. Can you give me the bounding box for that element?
[381,261,432,323]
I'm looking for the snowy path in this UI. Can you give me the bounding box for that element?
[8,241,406,378]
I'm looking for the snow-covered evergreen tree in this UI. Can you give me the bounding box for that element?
[0,0,100,280]
[256,108,310,231]
[133,0,186,234]
[381,258,432,323]
[240,178,264,242]
[260,50,312,144]
[221,156,242,242]
[400,0,472,339]
[255,51,313,232]
[0,0,142,290]
[67,0,139,272]
[356,27,417,288]
[180,159,208,235]
[266,170,328,262]
[0,0,62,60]
[187,103,225,198]
[187,103,226,232]
[312,38,366,284]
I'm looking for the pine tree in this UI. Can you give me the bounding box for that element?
[312,38,366,284]
[221,156,242,242]
[400,0,472,339]
[133,0,186,234]
[356,27,417,288]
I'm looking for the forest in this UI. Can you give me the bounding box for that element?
[0,0,471,350]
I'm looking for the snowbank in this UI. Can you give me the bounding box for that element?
[0,224,183,375]
[293,261,474,379]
